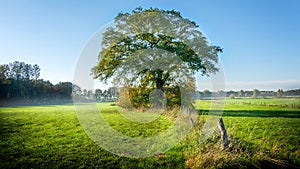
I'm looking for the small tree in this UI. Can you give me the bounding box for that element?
[203,89,211,98]
[229,93,235,99]
[94,89,102,101]
[238,90,245,97]
[253,89,260,98]
[118,87,133,109]
[277,89,283,98]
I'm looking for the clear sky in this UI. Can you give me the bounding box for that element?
[1,0,299,91]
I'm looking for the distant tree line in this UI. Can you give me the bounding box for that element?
[194,88,300,99]
[1,61,299,106]
[0,61,74,106]
[0,61,122,106]
[72,85,119,102]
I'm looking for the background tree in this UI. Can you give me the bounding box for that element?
[107,87,119,101]
[53,82,73,102]
[92,7,222,109]
[94,89,102,101]
[72,84,82,101]
[203,89,211,98]
[253,89,260,98]
[277,89,283,98]
[87,90,94,100]
[0,64,10,85]
[118,87,133,109]
[32,64,40,81]
[238,90,245,97]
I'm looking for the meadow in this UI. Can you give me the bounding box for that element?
[0,98,299,168]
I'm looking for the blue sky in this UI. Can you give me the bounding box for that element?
[0,0,299,91]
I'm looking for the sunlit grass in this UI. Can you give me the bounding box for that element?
[0,104,185,168]
[192,99,300,167]
[0,98,299,168]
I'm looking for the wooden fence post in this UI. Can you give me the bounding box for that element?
[217,118,228,150]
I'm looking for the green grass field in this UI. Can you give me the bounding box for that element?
[0,98,299,168]
[193,99,300,168]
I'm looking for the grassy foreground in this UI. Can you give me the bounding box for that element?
[0,99,299,168]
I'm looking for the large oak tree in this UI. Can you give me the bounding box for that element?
[92,7,222,108]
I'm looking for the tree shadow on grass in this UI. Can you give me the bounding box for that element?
[198,109,300,118]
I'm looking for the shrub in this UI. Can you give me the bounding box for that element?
[229,93,235,99]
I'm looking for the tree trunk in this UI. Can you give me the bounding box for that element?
[217,118,228,150]
[155,70,164,92]
[153,69,165,109]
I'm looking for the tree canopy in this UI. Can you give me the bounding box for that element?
[92,7,222,109]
